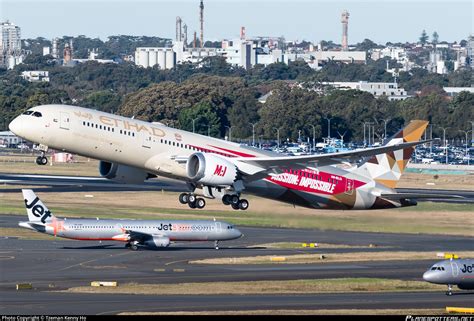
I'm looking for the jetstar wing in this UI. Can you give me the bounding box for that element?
[121,229,153,243]
[234,140,430,176]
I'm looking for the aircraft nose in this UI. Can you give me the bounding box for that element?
[234,228,243,239]
[423,271,435,282]
[8,116,22,135]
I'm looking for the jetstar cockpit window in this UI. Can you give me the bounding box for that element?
[22,111,34,115]
[32,112,42,117]
[431,266,445,271]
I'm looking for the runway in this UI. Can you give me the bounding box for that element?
[1,173,473,203]
[1,215,473,314]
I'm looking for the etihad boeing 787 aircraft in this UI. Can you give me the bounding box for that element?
[9,104,456,211]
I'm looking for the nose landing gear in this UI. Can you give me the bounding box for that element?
[36,151,48,165]
[446,284,453,296]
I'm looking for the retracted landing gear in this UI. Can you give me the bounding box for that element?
[214,240,219,250]
[36,151,48,165]
[446,284,453,296]
[179,192,206,209]
[222,194,249,211]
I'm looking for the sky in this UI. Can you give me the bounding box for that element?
[1,0,472,44]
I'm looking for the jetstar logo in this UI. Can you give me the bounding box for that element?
[25,197,52,223]
[214,165,227,177]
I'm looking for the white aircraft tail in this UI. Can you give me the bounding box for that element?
[353,120,429,188]
[22,189,55,223]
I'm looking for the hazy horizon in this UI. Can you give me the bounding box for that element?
[1,0,472,44]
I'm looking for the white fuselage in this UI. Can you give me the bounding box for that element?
[9,104,388,210]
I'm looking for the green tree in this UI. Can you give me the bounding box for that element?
[432,31,439,45]
[227,91,260,139]
[178,101,221,137]
[81,90,122,113]
[419,30,429,45]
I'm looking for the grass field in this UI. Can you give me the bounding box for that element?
[61,277,444,296]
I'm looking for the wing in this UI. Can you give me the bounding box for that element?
[122,229,153,243]
[235,140,430,175]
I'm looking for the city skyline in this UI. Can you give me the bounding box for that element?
[1,0,472,44]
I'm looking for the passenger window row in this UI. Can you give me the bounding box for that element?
[159,139,228,156]
[82,121,135,137]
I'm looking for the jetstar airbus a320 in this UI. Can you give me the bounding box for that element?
[9,104,457,211]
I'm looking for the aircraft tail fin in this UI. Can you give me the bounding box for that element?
[354,120,429,189]
[22,189,55,223]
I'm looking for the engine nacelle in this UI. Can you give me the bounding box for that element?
[144,236,170,248]
[186,153,238,187]
[99,161,149,184]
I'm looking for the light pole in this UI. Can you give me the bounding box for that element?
[469,121,474,148]
[308,125,316,153]
[192,117,198,133]
[459,130,471,165]
[249,122,257,147]
[225,126,232,142]
[439,127,449,164]
[275,128,281,150]
[428,123,434,155]
[205,124,211,136]
[324,117,333,138]
[379,118,390,143]
[365,122,374,146]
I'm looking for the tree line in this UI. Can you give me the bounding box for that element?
[0,53,472,143]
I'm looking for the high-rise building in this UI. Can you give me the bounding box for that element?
[0,21,22,68]
[199,0,204,48]
[468,35,474,69]
[341,10,349,51]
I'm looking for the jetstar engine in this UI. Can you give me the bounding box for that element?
[99,161,151,184]
[144,236,170,248]
[186,153,238,187]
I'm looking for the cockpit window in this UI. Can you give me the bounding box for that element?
[22,111,33,115]
[431,266,445,271]
[32,112,42,117]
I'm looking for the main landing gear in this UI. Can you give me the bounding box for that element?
[214,240,219,250]
[125,242,139,251]
[222,194,249,211]
[178,192,249,211]
[179,193,206,209]
[36,151,48,165]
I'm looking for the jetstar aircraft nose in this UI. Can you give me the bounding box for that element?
[423,271,435,282]
[8,116,22,136]
[234,228,243,239]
